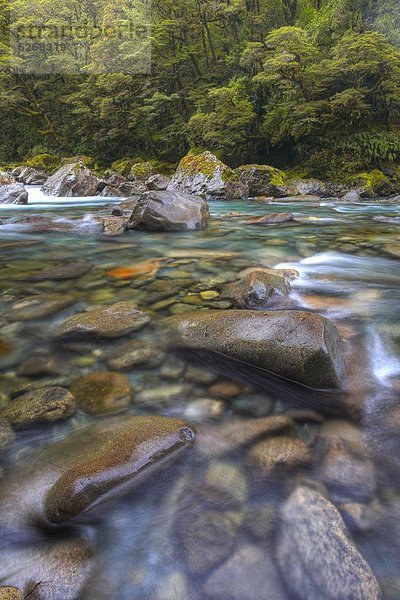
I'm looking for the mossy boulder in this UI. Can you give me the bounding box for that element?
[129,160,176,182]
[168,151,248,200]
[25,154,61,174]
[236,164,286,197]
[346,170,394,197]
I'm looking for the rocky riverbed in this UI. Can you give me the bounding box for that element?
[0,188,399,599]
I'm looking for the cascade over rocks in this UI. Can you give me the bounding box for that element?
[164,309,346,389]
[128,190,209,231]
[168,152,248,200]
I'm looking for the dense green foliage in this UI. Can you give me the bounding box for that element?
[0,0,399,177]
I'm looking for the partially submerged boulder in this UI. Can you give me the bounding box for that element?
[276,486,381,600]
[0,416,195,528]
[236,164,286,197]
[0,173,28,204]
[247,213,294,225]
[221,270,290,309]
[129,190,209,231]
[42,161,101,197]
[168,152,248,200]
[165,310,345,389]
[342,190,362,203]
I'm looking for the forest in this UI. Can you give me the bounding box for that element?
[1,0,400,179]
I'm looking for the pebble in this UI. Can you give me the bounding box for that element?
[249,436,311,474]
[0,387,76,429]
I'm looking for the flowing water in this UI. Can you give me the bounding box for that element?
[0,187,399,598]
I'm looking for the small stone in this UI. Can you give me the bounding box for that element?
[54,302,150,339]
[231,393,274,417]
[199,290,220,300]
[209,380,243,399]
[102,216,128,235]
[1,387,76,429]
[183,398,224,421]
[249,436,311,474]
[27,261,91,281]
[184,364,217,384]
[197,415,293,458]
[135,384,189,407]
[69,372,132,415]
[338,501,382,532]
[155,572,193,600]
[107,339,165,370]
[160,356,186,380]
[202,461,248,505]
[5,294,76,321]
[18,355,65,377]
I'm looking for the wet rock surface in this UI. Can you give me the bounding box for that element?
[221,270,290,309]
[0,387,76,429]
[0,182,28,205]
[165,309,346,389]
[129,190,210,231]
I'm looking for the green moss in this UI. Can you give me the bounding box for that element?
[179,152,238,182]
[345,169,393,196]
[26,154,61,174]
[111,157,143,177]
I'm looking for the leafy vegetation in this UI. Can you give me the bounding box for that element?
[0,0,399,178]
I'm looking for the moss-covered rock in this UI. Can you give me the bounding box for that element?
[169,151,248,200]
[345,170,394,196]
[111,157,143,177]
[129,160,176,182]
[25,154,61,174]
[236,164,286,197]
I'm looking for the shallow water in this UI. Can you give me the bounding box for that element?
[0,188,399,598]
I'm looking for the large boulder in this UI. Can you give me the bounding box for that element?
[128,190,209,231]
[236,164,286,197]
[168,152,248,200]
[41,161,101,197]
[276,486,381,600]
[12,166,47,185]
[165,310,345,389]
[0,173,28,204]
[0,415,195,529]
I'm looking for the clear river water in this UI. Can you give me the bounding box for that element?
[0,186,399,599]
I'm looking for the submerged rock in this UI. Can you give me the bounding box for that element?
[128,190,209,231]
[165,310,345,389]
[54,302,150,339]
[27,261,91,281]
[221,270,290,309]
[69,372,132,415]
[277,486,381,600]
[247,212,294,225]
[101,216,128,235]
[203,545,288,600]
[0,422,16,451]
[0,182,28,205]
[0,586,22,599]
[42,161,101,197]
[168,152,248,200]
[249,436,311,474]
[181,510,241,573]
[0,387,76,429]
[0,416,195,529]
[5,294,75,321]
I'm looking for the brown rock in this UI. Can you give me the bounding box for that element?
[0,387,76,429]
[69,372,132,415]
[221,270,290,309]
[54,302,150,339]
[249,436,311,474]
